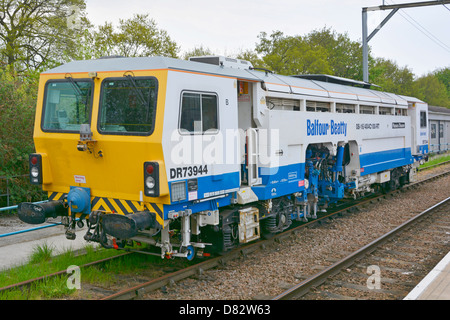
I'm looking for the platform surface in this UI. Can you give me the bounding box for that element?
[404,250,450,300]
[0,224,91,271]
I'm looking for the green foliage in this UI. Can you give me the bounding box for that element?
[413,72,450,108]
[306,28,363,80]
[431,68,450,107]
[369,57,415,95]
[71,14,179,60]
[0,0,89,73]
[0,244,121,300]
[253,28,365,78]
[182,45,215,60]
[250,27,449,109]
[235,49,265,68]
[420,153,450,169]
[0,68,46,206]
[29,243,55,264]
[434,68,450,98]
[255,30,332,75]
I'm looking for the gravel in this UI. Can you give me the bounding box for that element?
[1,164,450,300]
[144,164,450,300]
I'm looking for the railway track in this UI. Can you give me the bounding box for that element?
[274,197,450,300]
[0,252,133,298]
[1,168,449,300]
[100,170,450,300]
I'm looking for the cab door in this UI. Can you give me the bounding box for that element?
[163,71,240,206]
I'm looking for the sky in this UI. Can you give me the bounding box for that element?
[84,0,450,77]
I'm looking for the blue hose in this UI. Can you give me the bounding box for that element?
[0,222,61,238]
[0,200,58,238]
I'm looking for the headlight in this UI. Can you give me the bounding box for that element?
[31,167,39,177]
[145,176,155,189]
[144,161,160,197]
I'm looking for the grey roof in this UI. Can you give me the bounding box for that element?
[43,56,424,106]
[429,105,450,114]
[42,56,260,82]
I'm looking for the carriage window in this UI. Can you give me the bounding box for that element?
[379,107,392,115]
[42,80,93,132]
[179,92,218,133]
[336,103,355,113]
[430,124,436,139]
[360,105,375,114]
[395,108,407,116]
[98,77,157,135]
[306,101,330,112]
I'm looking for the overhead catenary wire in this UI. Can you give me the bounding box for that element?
[385,0,450,54]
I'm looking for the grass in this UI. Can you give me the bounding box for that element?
[420,153,450,170]
[0,242,191,300]
[28,242,55,264]
[0,243,122,300]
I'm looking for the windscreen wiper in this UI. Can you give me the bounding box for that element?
[64,74,91,111]
[124,74,148,108]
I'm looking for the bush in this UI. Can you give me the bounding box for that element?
[0,68,46,207]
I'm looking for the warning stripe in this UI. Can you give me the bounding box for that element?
[113,198,129,215]
[48,192,66,201]
[48,192,164,227]
[145,202,165,226]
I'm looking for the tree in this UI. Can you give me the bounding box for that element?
[306,27,363,80]
[72,14,179,60]
[182,45,215,60]
[413,73,450,108]
[434,67,450,102]
[255,30,332,75]
[0,68,45,206]
[252,28,365,78]
[235,48,265,68]
[0,0,89,72]
[369,58,415,95]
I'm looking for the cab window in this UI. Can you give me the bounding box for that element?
[41,79,93,132]
[179,92,218,134]
[98,76,158,135]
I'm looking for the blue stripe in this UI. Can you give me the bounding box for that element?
[166,171,240,216]
[253,163,305,200]
[164,147,415,215]
[164,194,232,218]
[360,147,413,175]
[258,163,304,185]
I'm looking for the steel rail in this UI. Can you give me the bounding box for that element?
[0,252,132,295]
[2,169,448,300]
[272,196,450,300]
[100,170,450,300]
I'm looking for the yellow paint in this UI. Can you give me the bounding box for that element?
[40,153,53,184]
[35,69,170,222]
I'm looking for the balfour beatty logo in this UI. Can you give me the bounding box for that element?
[307,119,347,136]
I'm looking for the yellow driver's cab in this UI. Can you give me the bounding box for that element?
[19,57,170,242]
